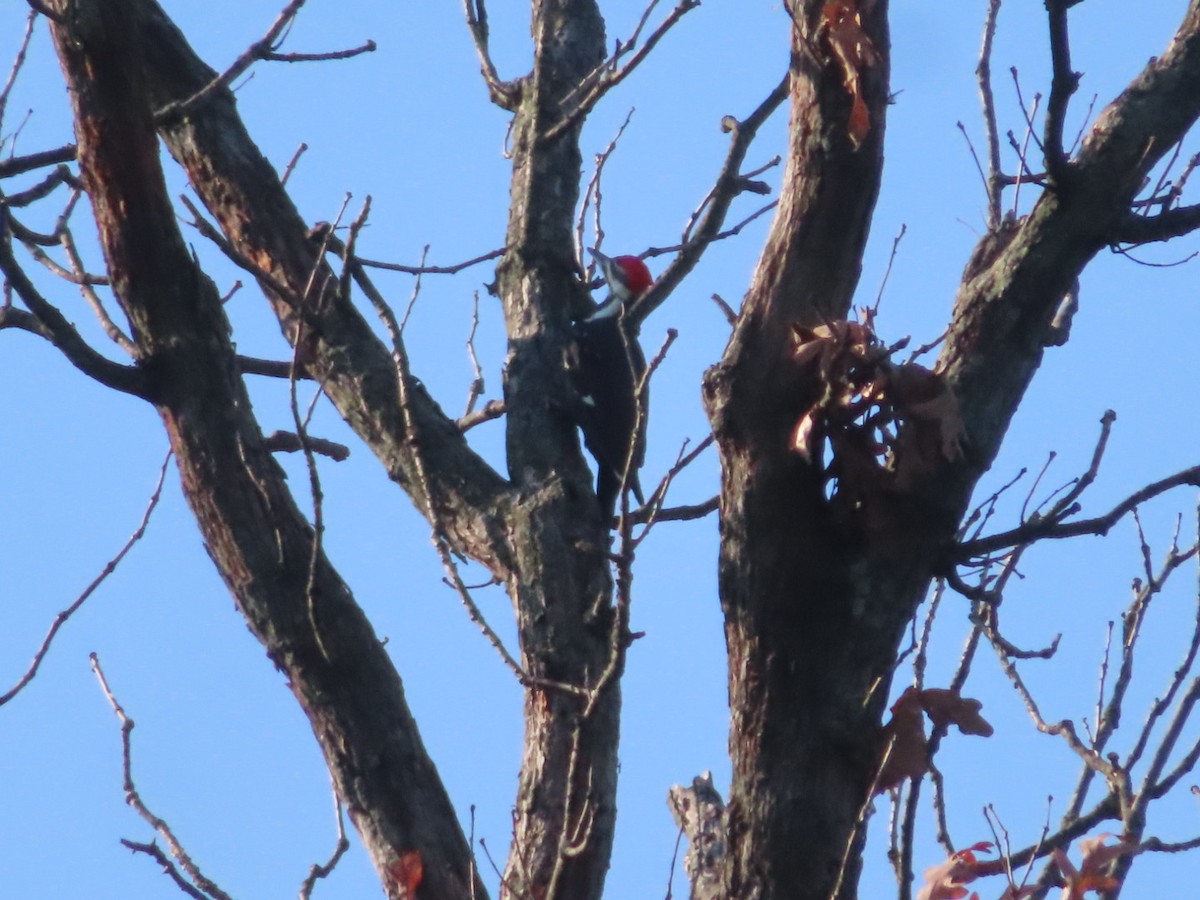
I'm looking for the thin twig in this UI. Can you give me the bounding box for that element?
[870,223,907,314]
[1012,93,1041,215]
[358,240,580,696]
[60,217,136,355]
[577,108,636,268]
[298,783,350,900]
[957,121,992,215]
[281,142,308,186]
[0,9,36,130]
[120,841,209,900]
[353,245,505,275]
[294,194,351,663]
[631,433,715,526]
[0,452,172,707]
[1009,69,1048,162]
[179,195,303,306]
[622,329,678,545]
[264,41,375,63]
[956,463,1199,560]
[630,70,789,325]
[462,291,487,418]
[975,0,1004,226]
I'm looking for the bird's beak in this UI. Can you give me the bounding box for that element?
[588,248,617,284]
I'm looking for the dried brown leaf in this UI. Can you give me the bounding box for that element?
[876,687,930,792]
[821,0,879,149]
[916,842,993,900]
[387,850,424,898]
[792,408,821,459]
[919,688,994,737]
[1053,835,1135,899]
[890,364,965,462]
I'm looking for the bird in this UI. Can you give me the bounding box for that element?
[569,248,654,520]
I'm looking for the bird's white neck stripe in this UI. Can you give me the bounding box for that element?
[586,293,624,321]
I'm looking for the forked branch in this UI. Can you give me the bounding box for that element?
[542,0,700,143]
[156,0,374,123]
[0,211,145,395]
[631,70,789,325]
[90,654,233,900]
[462,0,519,108]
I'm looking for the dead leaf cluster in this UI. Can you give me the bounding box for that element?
[917,842,1007,900]
[876,687,993,795]
[790,319,964,518]
[1051,834,1135,900]
[917,834,1134,900]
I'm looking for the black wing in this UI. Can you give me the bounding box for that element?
[568,317,647,517]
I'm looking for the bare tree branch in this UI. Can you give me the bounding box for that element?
[577,108,636,268]
[461,290,487,418]
[0,163,74,208]
[351,245,505,276]
[262,429,350,461]
[457,398,506,431]
[0,8,37,125]
[1112,203,1200,243]
[263,40,375,63]
[236,355,312,379]
[955,463,1200,560]
[461,0,519,109]
[542,0,701,143]
[0,211,145,395]
[632,70,790,325]
[0,143,77,178]
[1043,0,1080,178]
[153,0,371,123]
[119,840,211,900]
[91,654,234,900]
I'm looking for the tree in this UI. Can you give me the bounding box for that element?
[4,1,1200,898]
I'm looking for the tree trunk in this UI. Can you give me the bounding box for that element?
[703,5,897,895]
[707,4,1200,897]
[49,1,486,896]
[495,4,626,896]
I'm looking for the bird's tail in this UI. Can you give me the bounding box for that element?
[596,468,644,521]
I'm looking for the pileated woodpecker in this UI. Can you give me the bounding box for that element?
[569,249,654,520]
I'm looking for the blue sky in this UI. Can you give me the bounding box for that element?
[3,1,1200,897]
